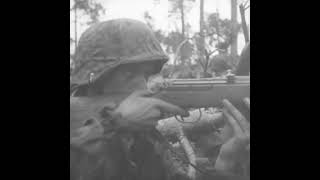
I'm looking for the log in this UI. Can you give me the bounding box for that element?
[156,110,224,142]
[178,126,196,180]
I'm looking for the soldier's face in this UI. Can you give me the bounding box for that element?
[104,62,159,93]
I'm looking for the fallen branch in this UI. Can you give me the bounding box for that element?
[243,0,250,7]
[178,126,196,180]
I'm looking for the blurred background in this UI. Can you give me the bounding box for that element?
[70,0,250,78]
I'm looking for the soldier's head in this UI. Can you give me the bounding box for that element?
[71,19,168,97]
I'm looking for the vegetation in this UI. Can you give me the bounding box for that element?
[70,0,249,79]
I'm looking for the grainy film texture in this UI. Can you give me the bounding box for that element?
[70,0,250,179]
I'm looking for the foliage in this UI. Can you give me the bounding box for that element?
[144,12,194,65]
[70,0,105,63]
[205,13,241,52]
[167,0,196,65]
[209,54,238,76]
[160,54,240,78]
[144,8,242,78]
[71,0,105,25]
[168,0,195,18]
[190,12,242,75]
[70,1,247,79]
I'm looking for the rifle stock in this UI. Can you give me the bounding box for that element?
[153,76,250,109]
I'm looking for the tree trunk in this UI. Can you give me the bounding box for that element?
[74,3,78,48]
[180,0,185,39]
[239,4,249,43]
[231,0,238,56]
[178,126,196,180]
[179,0,186,65]
[199,0,206,73]
[216,11,220,44]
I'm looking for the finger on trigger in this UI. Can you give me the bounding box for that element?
[152,98,189,117]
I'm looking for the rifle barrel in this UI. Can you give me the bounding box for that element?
[154,76,250,109]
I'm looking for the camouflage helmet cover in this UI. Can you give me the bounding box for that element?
[71,18,169,85]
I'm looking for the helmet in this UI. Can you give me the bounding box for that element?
[71,18,168,85]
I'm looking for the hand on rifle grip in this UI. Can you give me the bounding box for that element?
[114,90,189,129]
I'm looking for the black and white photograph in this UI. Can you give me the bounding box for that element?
[70,0,250,179]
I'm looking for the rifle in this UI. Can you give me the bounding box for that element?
[70,75,250,131]
[153,75,250,109]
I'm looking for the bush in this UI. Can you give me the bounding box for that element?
[209,54,239,76]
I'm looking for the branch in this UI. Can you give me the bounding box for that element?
[197,57,205,70]
[244,5,250,10]
[172,38,190,66]
[207,49,218,57]
[243,0,250,7]
[239,4,250,43]
[178,126,196,180]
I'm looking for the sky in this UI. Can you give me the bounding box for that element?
[70,0,250,55]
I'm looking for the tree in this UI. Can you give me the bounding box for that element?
[71,0,105,48]
[143,11,166,44]
[206,14,241,53]
[193,11,241,77]
[144,11,194,67]
[143,2,242,78]
[169,0,185,38]
[198,0,206,73]
[168,0,195,64]
[70,0,105,24]
[239,0,250,43]
[164,31,194,66]
[231,0,238,56]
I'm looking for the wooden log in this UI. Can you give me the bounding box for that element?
[178,126,196,180]
[156,110,224,142]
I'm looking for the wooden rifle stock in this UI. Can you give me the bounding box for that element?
[153,76,250,109]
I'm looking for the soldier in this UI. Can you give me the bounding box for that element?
[70,19,190,180]
[70,18,250,180]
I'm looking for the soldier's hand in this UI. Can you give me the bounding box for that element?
[114,90,189,128]
[214,99,250,176]
[147,75,172,93]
